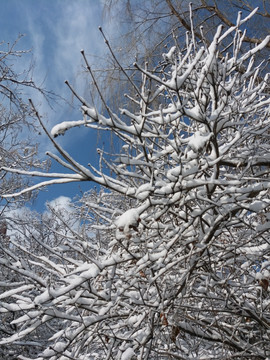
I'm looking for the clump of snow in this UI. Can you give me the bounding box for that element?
[51,120,85,137]
[163,46,176,61]
[167,165,181,181]
[256,269,270,281]
[127,313,145,327]
[188,131,213,152]
[135,183,153,200]
[53,341,67,353]
[115,208,140,234]
[121,347,135,360]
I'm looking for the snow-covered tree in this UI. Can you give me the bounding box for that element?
[1,9,270,359]
[0,36,55,358]
[0,201,81,359]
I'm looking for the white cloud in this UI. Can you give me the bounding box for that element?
[3,195,76,245]
[45,195,79,227]
[47,195,72,213]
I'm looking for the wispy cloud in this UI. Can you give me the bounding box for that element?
[20,1,107,155]
[1,1,110,207]
[53,1,105,85]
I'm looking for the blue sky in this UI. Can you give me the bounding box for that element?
[1,0,117,210]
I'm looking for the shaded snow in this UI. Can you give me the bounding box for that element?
[121,347,135,360]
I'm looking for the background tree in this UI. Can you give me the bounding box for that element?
[1,8,270,359]
[102,0,270,58]
[96,0,270,111]
[0,36,52,205]
[0,36,54,359]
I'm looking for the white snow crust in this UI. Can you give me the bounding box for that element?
[115,208,140,233]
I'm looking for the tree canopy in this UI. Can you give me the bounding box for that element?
[1,4,270,360]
